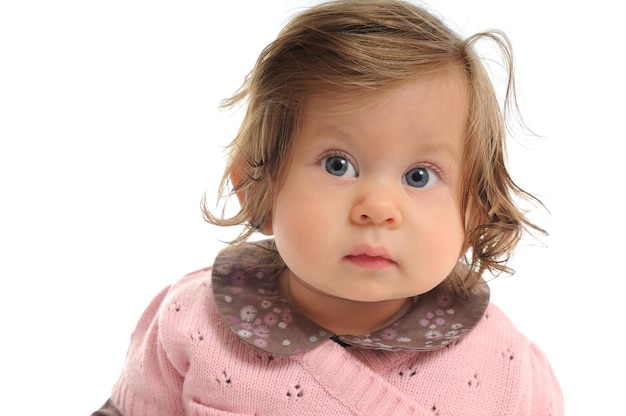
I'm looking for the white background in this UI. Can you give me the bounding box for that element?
[1,1,623,414]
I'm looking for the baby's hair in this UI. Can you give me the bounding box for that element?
[203,0,545,298]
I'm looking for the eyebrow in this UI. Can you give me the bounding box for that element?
[308,122,463,157]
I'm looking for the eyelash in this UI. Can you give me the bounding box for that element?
[412,162,444,180]
[318,149,356,169]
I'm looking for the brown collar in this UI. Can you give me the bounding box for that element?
[212,240,490,355]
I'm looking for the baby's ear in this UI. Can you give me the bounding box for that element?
[258,218,274,236]
[229,164,273,236]
[229,164,247,207]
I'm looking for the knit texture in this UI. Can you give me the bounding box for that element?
[110,261,563,415]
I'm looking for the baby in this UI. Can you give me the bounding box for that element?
[93,1,563,414]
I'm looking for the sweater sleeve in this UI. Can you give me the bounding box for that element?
[526,342,564,415]
[109,284,187,416]
[475,303,564,416]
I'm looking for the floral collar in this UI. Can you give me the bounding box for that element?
[212,240,490,356]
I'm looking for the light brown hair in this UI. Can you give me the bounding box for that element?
[203,0,545,298]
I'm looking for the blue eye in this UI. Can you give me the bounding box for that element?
[323,155,357,177]
[404,167,438,188]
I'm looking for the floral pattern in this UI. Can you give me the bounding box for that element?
[212,240,490,355]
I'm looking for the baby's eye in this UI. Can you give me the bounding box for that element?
[403,166,438,188]
[322,155,357,177]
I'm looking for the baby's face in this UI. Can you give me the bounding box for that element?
[270,69,468,303]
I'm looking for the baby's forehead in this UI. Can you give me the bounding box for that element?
[301,91,381,118]
[301,69,470,116]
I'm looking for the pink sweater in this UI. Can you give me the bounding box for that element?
[109,242,563,415]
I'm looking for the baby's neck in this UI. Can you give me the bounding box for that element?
[278,269,414,336]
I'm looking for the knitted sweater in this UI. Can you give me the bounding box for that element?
[106,241,563,415]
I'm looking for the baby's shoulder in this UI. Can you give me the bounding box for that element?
[159,266,217,317]
[155,267,221,341]
[462,302,530,352]
[469,302,563,412]
[165,266,214,304]
[477,302,520,333]
[453,302,559,390]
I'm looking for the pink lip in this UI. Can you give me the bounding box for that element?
[344,245,396,269]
